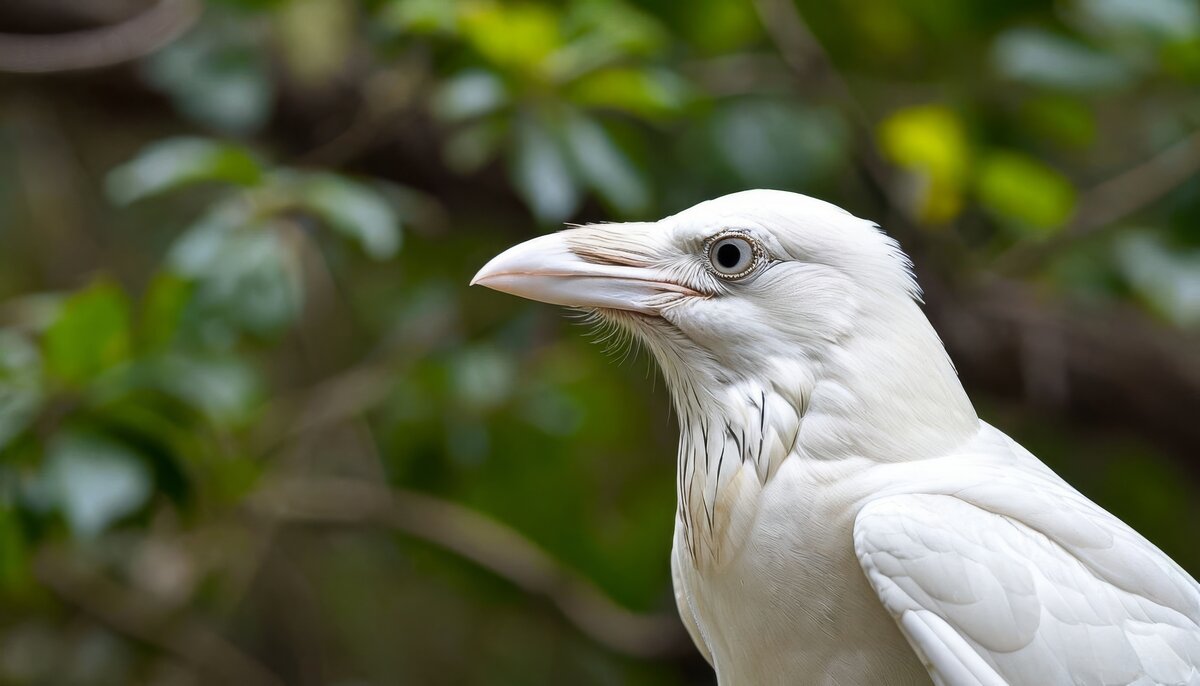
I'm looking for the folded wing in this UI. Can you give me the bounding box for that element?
[855,486,1200,685]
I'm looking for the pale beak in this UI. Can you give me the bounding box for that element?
[470,230,698,315]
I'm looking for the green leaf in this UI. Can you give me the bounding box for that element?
[43,281,132,386]
[976,151,1076,233]
[106,138,263,205]
[1019,95,1096,149]
[992,28,1134,92]
[154,354,262,426]
[460,2,561,75]
[378,0,458,35]
[142,14,274,134]
[46,432,151,537]
[563,113,649,216]
[561,0,667,58]
[1160,34,1200,80]
[547,1,668,79]
[677,0,761,55]
[567,67,690,119]
[169,205,303,338]
[431,70,509,122]
[510,115,580,223]
[139,272,194,352]
[1075,0,1200,42]
[0,331,43,452]
[296,173,403,260]
[168,200,249,277]
[713,100,849,189]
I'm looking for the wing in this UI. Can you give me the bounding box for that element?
[854,489,1200,686]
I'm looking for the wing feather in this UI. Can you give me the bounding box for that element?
[855,490,1200,685]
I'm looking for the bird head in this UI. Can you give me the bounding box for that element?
[474,190,977,463]
[474,189,924,377]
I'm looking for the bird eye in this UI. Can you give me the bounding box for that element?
[707,234,759,279]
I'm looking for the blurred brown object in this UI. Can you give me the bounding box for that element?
[0,0,200,73]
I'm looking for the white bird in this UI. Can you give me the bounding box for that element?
[471,190,1200,685]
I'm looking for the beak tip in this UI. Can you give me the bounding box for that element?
[469,228,678,314]
[469,264,495,288]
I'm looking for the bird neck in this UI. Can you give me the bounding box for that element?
[790,296,980,463]
[665,297,978,568]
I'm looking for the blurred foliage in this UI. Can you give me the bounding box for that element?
[0,0,1199,683]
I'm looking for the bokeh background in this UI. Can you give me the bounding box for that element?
[1,0,1199,684]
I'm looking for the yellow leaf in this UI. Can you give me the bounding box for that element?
[878,104,970,224]
[460,2,561,76]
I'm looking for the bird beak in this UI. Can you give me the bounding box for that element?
[470,228,698,315]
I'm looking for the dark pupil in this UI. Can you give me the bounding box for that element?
[716,242,743,269]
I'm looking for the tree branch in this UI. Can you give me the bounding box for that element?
[249,476,693,659]
[34,548,286,686]
[930,279,1200,479]
[749,0,922,235]
[0,0,201,73]
[993,128,1200,275]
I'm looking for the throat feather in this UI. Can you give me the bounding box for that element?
[675,382,800,568]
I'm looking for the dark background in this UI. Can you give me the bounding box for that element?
[1,0,1198,684]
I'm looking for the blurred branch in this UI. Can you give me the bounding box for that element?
[34,548,286,686]
[750,0,829,85]
[750,0,914,228]
[247,260,694,659]
[750,0,875,136]
[932,280,1200,477]
[250,476,693,659]
[0,0,200,73]
[993,129,1200,275]
[682,53,797,96]
[297,64,432,166]
[255,308,455,454]
[9,101,104,284]
[246,254,694,657]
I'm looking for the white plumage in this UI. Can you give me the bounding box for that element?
[472,190,1200,685]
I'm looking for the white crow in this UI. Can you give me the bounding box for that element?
[471,190,1200,685]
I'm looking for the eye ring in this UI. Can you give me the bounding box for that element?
[704,231,762,280]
